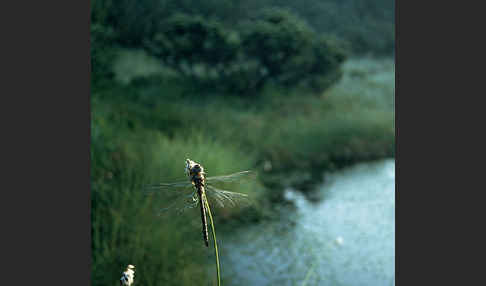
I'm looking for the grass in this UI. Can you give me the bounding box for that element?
[91,50,394,285]
[205,196,221,286]
[91,127,258,285]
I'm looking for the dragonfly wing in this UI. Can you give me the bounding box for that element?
[205,187,226,208]
[206,185,250,208]
[143,180,192,195]
[205,170,255,184]
[155,190,200,216]
[144,179,198,217]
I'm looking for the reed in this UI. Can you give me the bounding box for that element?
[205,194,221,286]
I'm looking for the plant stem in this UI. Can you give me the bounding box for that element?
[301,262,315,286]
[205,196,221,286]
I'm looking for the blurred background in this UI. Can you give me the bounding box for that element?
[91,0,395,285]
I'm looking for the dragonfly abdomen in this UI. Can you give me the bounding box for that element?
[194,177,209,247]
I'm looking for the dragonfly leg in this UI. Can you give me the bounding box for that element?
[190,194,199,208]
[176,191,199,214]
[171,191,199,215]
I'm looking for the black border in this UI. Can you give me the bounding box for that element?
[395,0,473,285]
[3,1,89,285]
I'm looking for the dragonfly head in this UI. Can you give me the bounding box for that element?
[185,158,204,177]
[193,163,203,174]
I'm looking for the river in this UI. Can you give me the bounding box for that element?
[220,159,395,286]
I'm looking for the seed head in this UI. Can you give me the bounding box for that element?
[120,264,135,286]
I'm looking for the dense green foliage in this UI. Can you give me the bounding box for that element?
[142,9,345,94]
[90,23,117,85]
[239,9,345,93]
[91,1,394,285]
[91,0,393,92]
[143,13,241,91]
[92,0,394,55]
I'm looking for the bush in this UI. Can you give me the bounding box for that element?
[144,14,239,80]
[241,9,314,82]
[304,36,347,92]
[240,8,346,93]
[143,9,346,95]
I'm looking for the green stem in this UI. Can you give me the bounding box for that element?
[205,196,221,286]
[301,262,315,286]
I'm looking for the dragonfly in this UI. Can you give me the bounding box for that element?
[145,159,254,247]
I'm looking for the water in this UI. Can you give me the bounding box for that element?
[220,159,395,286]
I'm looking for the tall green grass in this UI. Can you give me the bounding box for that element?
[91,112,259,285]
